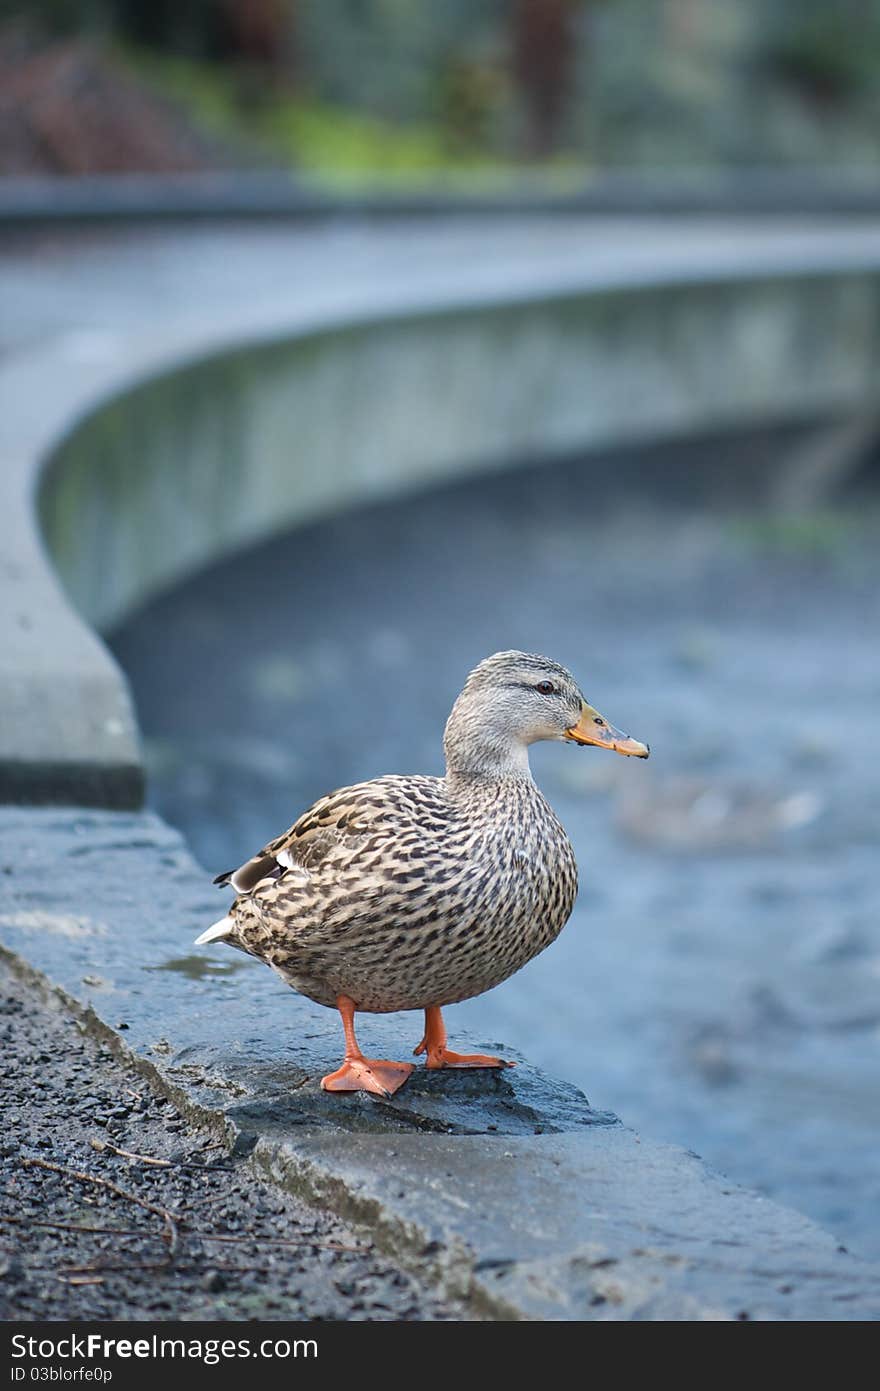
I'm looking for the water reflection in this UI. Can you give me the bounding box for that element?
[145,955,250,980]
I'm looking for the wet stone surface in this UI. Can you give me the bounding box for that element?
[171,1043,617,1141]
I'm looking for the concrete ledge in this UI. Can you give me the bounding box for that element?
[2,806,879,1320]
[7,169,880,226]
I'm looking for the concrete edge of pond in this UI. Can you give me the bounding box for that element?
[8,169,880,226]
[1,806,879,1322]
[4,221,880,804]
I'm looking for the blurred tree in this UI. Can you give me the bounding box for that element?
[108,1,226,58]
[764,0,880,108]
[511,0,582,158]
[220,0,298,118]
[224,0,289,68]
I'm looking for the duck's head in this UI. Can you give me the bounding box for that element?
[443,651,649,778]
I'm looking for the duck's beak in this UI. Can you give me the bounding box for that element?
[564,701,650,758]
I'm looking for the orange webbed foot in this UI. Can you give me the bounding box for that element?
[324,994,414,1097]
[427,1047,513,1070]
[321,1056,414,1098]
[413,1034,513,1070]
[414,1006,514,1070]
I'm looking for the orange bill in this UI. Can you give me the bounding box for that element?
[564,701,649,758]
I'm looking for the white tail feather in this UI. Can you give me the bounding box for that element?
[194,915,234,946]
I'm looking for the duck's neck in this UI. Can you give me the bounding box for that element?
[442,708,533,784]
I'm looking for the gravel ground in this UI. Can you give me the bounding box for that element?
[0,960,467,1322]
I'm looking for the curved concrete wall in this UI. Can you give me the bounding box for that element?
[4,224,880,804]
[40,274,880,634]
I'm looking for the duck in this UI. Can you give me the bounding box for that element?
[195,651,648,1097]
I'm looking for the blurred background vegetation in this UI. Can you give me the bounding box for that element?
[3,0,880,181]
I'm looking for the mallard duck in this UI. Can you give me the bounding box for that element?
[196,651,648,1097]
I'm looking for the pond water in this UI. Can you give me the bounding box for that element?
[110,431,880,1260]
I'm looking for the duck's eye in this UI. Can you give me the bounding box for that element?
[536,680,556,696]
[594,717,605,726]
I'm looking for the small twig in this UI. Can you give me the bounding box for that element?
[90,1137,234,1173]
[53,1263,173,1275]
[178,1163,237,1173]
[19,1157,180,1255]
[90,1138,172,1167]
[47,1260,276,1277]
[0,1216,144,1238]
[0,1212,360,1253]
[188,1231,362,1252]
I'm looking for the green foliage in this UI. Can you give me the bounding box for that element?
[123,46,562,180]
[765,5,880,105]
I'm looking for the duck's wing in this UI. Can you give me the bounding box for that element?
[212,777,431,896]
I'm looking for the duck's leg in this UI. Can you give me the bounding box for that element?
[413,1006,513,1070]
[321,995,414,1097]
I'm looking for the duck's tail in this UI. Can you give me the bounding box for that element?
[194,914,234,946]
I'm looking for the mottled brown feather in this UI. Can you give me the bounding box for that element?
[217,773,577,1013]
